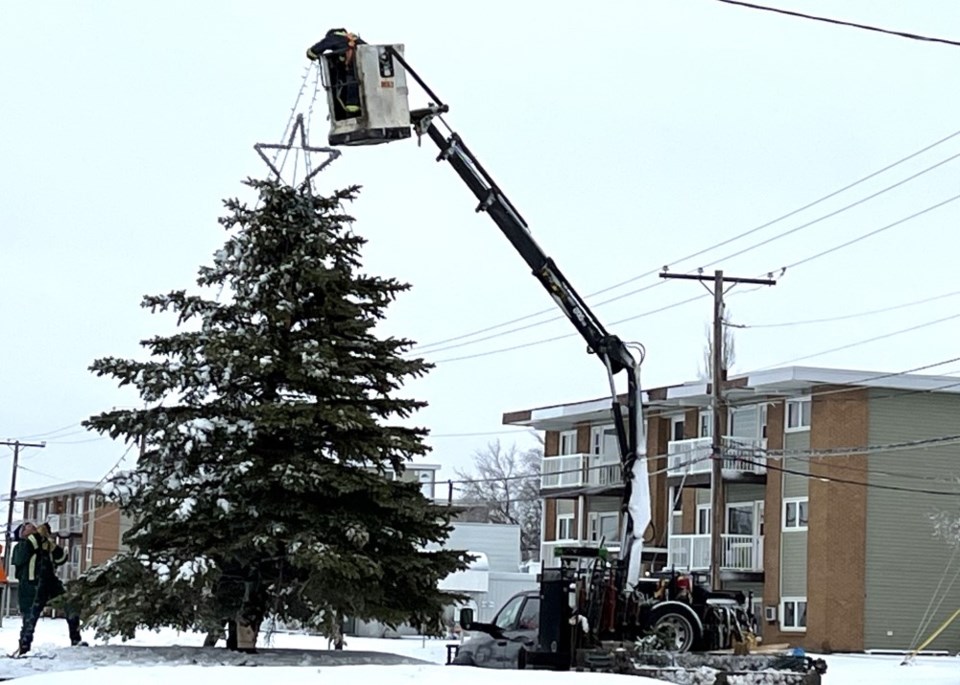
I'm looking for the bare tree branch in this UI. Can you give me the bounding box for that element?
[454,437,543,561]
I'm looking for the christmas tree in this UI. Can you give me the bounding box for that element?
[66,178,469,649]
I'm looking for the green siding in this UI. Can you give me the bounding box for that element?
[697,489,711,505]
[588,496,620,513]
[783,432,810,498]
[865,391,960,651]
[781,531,807,596]
[727,483,765,503]
[780,431,809,600]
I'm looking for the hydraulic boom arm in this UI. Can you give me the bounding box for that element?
[387,47,650,581]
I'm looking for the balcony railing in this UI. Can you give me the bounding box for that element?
[667,534,764,572]
[57,561,81,580]
[667,436,766,477]
[541,454,623,490]
[47,514,83,536]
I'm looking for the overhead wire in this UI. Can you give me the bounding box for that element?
[728,288,960,329]
[411,126,960,352]
[427,191,959,364]
[713,0,960,48]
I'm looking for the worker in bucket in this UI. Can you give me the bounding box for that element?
[306,29,366,119]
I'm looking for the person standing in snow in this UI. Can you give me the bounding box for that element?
[11,521,84,655]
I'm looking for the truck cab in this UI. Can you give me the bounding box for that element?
[450,590,539,669]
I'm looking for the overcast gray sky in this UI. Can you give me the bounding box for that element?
[2,1,959,492]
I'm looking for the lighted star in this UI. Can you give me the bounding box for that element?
[254,113,341,190]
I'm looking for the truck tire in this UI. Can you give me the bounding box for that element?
[651,609,700,652]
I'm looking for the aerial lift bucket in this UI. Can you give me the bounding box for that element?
[318,44,413,147]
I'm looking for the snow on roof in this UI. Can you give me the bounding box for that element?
[1,480,101,502]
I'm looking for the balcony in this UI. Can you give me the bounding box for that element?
[667,436,766,478]
[667,534,764,572]
[57,561,81,580]
[48,514,83,536]
[541,454,623,490]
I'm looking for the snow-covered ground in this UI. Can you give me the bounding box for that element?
[0,616,954,684]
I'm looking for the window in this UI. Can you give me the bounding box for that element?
[669,487,683,536]
[559,430,577,455]
[671,416,685,441]
[781,597,807,631]
[786,397,811,431]
[591,425,618,460]
[493,594,525,630]
[696,504,711,534]
[759,404,769,440]
[517,597,540,630]
[726,503,754,535]
[783,497,809,531]
[588,512,619,543]
[85,544,93,563]
[36,501,47,521]
[699,411,713,438]
[556,513,576,541]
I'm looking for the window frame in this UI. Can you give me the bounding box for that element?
[782,497,809,531]
[588,511,619,543]
[696,503,711,534]
[780,597,807,632]
[699,410,713,438]
[785,397,811,432]
[558,430,578,455]
[556,513,576,541]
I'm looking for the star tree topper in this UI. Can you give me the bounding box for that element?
[254,113,341,191]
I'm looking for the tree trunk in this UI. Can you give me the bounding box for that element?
[235,616,259,654]
[203,629,221,647]
[226,620,238,650]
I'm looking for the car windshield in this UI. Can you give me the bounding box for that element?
[517,597,539,630]
[493,595,525,630]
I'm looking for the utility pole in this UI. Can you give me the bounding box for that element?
[0,440,46,623]
[659,269,776,591]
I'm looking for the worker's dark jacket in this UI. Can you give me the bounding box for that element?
[306,28,367,118]
[12,533,67,612]
[306,28,367,61]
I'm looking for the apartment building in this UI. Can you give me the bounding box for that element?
[502,365,960,653]
[7,481,132,584]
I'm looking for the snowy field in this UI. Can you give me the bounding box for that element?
[0,616,954,684]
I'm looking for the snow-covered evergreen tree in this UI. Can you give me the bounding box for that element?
[66,178,469,647]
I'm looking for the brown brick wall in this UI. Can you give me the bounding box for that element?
[576,423,591,453]
[681,489,696,535]
[93,504,121,566]
[543,498,556,541]
[647,414,670,546]
[806,386,868,652]
[545,430,559,457]
[683,409,699,439]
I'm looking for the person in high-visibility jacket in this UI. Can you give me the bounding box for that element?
[306,28,366,120]
[11,522,83,655]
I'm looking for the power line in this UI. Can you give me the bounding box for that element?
[714,0,960,48]
[411,126,960,352]
[736,454,960,498]
[780,193,960,271]
[760,311,960,369]
[428,194,956,365]
[415,150,960,357]
[728,288,960,329]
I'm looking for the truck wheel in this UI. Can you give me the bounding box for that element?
[652,611,698,652]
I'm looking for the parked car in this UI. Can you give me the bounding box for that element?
[450,590,539,668]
